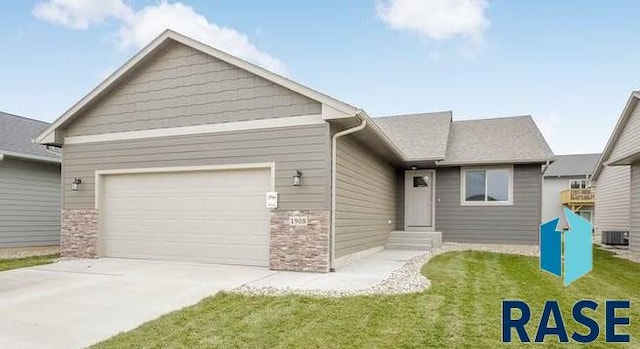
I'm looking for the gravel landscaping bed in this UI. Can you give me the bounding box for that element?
[231,243,539,297]
[598,245,640,263]
[0,246,59,259]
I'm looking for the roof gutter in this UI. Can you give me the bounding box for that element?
[330,114,367,272]
[435,158,554,167]
[0,150,61,164]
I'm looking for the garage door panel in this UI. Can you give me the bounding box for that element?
[101,168,271,266]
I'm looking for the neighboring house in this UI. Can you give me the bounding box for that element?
[592,91,640,252]
[36,30,553,272]
[0,112,61,251]
[541,153,600,223]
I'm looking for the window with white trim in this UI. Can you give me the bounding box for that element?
[569,179,587,189]
[461,167,513,205]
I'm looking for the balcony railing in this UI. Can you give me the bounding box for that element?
[560,188,595,206]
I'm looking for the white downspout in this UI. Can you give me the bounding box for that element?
[541,159,551,175]
[330,116,367,272]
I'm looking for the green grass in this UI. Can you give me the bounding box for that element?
[93,247,640,348]
[0,253,59,272]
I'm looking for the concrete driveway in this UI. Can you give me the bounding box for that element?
[0,258,276,349]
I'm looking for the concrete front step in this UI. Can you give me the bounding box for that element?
[384,231,442,251]
[384,242,432,251]
[386,236,433,245]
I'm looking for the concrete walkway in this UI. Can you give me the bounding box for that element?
[243,249,424,291]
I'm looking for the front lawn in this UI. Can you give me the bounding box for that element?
[93,247,639,348]
[0,253,59,272]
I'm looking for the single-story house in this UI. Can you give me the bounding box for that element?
[591,91,640,252]
[0,111,61,252]
[541,153,600,223]
[36,30,554,272]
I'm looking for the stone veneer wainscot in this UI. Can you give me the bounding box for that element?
[60,209,331,272]
[61,209,98,258]
[270,210,330,272]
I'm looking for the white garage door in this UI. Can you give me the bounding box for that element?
[101,168,271,266]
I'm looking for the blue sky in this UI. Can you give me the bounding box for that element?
[1,1,639,154]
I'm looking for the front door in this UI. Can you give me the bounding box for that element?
[405,170,434,231]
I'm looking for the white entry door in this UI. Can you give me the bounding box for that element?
[101,168,271,266]
[405,170,434,231]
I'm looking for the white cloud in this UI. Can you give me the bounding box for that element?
[117,2,285,74]
[32,1,285,74]
[377,0,489,46]
[32,0,132,29]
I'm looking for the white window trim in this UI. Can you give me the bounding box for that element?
[569,179,587,189]
[460,166,514,206]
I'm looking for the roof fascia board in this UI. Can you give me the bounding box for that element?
[436,158,552,167]
[37,30,359,144]
[404,156,446,162]
[322,104,353,120]
[0,150,61,164]
[591,92,640,180]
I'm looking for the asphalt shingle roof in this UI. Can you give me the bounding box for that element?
[374,113,554,164]
[441,115,554,165]
[0,111,60,160]
[544,153,601,177]
[373,111,452,160]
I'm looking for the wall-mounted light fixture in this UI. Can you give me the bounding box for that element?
[72,177,82,191]
[410,165,418,170]
[293,170,303,186]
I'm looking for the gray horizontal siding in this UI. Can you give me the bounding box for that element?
[435,164,542,244]
[594,165,630,234]
[334,136,399,258]
[631,163,640,252]
[610,102,640,162]
[395,171,405,231]
[65,42,321,137]
[0,157,61,247]
[62,124,331,211]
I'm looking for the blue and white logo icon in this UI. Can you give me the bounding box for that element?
[539,208,593,286]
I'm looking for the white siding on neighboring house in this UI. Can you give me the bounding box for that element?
[542,176,594,223]
[542,177,568,222]
[609,102,640,162]
[594,165,630,234]
[595,97,640,248]
[631,163,640,252]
